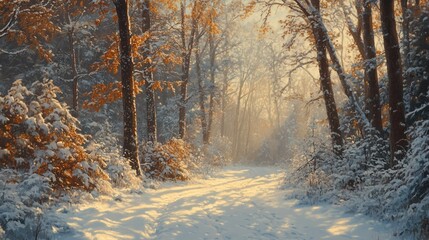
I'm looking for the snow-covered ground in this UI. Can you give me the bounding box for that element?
[56,166,396,240]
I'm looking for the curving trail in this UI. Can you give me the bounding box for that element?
[58,166,395,240]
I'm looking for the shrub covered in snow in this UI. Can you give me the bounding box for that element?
[141,139,192,181]
[0,79,146,239]
[0,169,70,239]
[285,143,339,204]
[382,119,429,238]
[287,117,429,238]
[0,79,108,191]
[191,136,232,171]
[86,121,141,189]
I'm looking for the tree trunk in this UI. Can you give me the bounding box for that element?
[232,79,244,160]
[146,82,157,142]
[244,87,254,156]
[342,0,365,58]
[178,1,197,139]
[221,69,228,138]
[312,0,343,155]
[342,0,383,134]
[267,82,274,129]
[67,22,79,114]
[142,0,157,143]
[70,35,78,114]
[178,2,188,139]
[207,32,216,143]
[179,79,188,139]
[235,87,251,160]
[380,0,408,165]
[220,10,230,138]
[114,0,141,176]
[195,36,209,144]
[299,1,371,131]
[362,0,383,133]
[316,40,343,156]
[401,0,412,111]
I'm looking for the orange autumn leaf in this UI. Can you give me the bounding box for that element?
[151,81,163,91]
[83,81,142,112]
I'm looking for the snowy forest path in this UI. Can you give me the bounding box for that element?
[58,166,394,240]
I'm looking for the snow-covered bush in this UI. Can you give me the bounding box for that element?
[286,146,338,204]
[337,132,389,190]
[157,97,181,141]
[343,119,429,238]
[286,115,429,238]
[0,170,69,239]
[188,139,232,177]
[141,139,192,181]
[407,9,429,120]
[86,121,141,189]
[284,120,340,202]
[194,136,232,167]
[379,119,429,238]
[0,79,108,191]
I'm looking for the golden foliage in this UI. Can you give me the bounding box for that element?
[151,81,163,91]
[83,82,122,112]
[166,82,176,93]
[0,80,108,191]
[82,80,145,112]
[258,25,272,38]
[92,35,121,74]
[83,79,179,112]
[242,0,256,19]
[141,139,192,181]
[0,1,59,61]
[87,0,182,112]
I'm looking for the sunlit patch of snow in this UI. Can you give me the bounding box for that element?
[56,166,396,240]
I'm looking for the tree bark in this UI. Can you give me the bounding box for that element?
[207,32,216,143]
[178,81,188,139]
[142,0,157,143]
[342,0,382,134]
[232,78,245,160]
[311,0,343,155]
[195,35,209,144]
[401,0,412,109]
[294,0,371,131]
[235,86,251,160]
[342,0,365,58]
[114,0,141,176]
[66,10,79,115]
[68,29,79,114]
[380,0,408,165]
[178,0,197,139]
[315,38,343,156]
[179,2,188,139]
[244,86,255,156]
[220,10,230,138]
[362,0,383,133]
[221,68,228,138]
